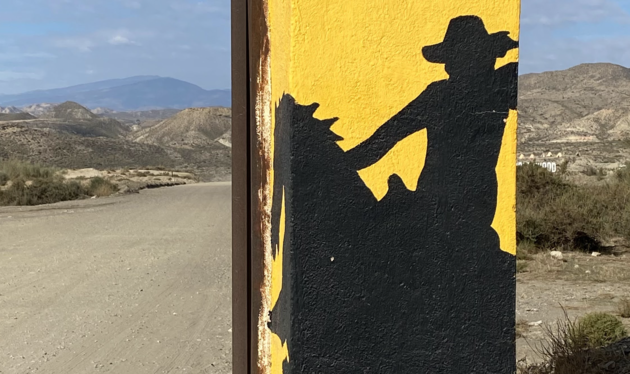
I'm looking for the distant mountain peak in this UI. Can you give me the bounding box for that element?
[518,62,630,146]
[44,101,99,120]
[0,77,231,110]
[133,106,231,148]
[0,106,23,114]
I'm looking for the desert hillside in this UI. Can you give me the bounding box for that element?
[0,102,232,181]
[0,112,36,121]
[100,108,181,125]
[131,107,231,148]
[16,101,130,139]
[21,103,56,116]
[518,63,630,171]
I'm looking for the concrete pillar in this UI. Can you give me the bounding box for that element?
[237,1,521,373]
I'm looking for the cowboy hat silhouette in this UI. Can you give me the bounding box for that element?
[422,15,519,64]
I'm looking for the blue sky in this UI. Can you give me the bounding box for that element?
[0,0,628,94]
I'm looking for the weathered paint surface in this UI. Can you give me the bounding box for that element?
[257,1,520,373]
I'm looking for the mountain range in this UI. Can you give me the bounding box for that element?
[517,63,630,171]
[0,76,230,111]
[0,100,232,180]
[1,63,630,176]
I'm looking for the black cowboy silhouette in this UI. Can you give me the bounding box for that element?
[269,15,518,374]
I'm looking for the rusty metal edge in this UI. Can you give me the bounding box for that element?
[248,0,270,372]
[231,0,250,372]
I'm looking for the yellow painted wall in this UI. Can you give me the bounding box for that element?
[269,0,520,255]
[265,1,520,372]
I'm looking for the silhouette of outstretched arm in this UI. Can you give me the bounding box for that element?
[344,92,433,170]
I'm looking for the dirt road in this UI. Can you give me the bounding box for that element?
[515,251,630,365]
[0,183,231,374]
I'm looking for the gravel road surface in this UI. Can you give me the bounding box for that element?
[0,182,231,374]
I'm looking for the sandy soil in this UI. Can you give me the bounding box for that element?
[0,183,231,374]
[516,251,630,366]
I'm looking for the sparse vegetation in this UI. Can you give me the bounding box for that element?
[87,177,118,197]
[558,160,569,175]
[0,171,8,186]
[518,310,630,373]
[618,298,630,319]
[516,318,530,338]
[517,163,630,252]
[0,160,118,206]
[575,313,627,348]
[583,165,599,176]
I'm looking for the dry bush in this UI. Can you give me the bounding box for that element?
[0,171,8,186]
[577,313,627,348]
[617,298,630,319]
[583,165,599,176]
[517,261,530,273]
[518,310,630,374]
[0,159,57,180]
[516,318,530,339]
[518,241,536,260]
[87,177,118,197]
[0,160,119,205]
[0,177,85,206]
[517,163,630,252]
[0,160,84,206]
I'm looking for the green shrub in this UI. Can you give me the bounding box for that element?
[518,310,630,374]
[0,160,122,206]
[0,178,86,206]
[574,312,627,348]
[517,163,630,252]
[517,163,571,198]
[0,159,57,180]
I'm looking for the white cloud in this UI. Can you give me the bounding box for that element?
[522,0,630,26]
[52,37,94,52]
[108,35,138,45]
